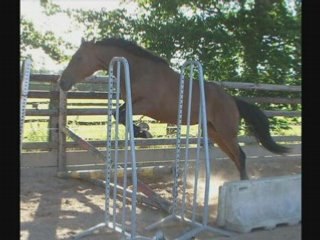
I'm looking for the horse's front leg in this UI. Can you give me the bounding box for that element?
[113,102,152,138]
[115,102,127,124]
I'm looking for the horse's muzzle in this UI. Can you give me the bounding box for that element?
[59,80,73,92]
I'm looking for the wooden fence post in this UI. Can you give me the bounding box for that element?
[48,82,59,160]
[58,89,67,173]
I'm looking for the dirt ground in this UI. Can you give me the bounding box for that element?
[20,157,301,240]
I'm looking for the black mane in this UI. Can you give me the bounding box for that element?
[96,38,168,65]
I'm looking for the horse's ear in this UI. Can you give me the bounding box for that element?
[90,38,96,44]
[81,37,86,44]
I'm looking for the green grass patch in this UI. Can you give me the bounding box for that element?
[23,120,49,142]
[23,98,301,143]
[23,116,301,143]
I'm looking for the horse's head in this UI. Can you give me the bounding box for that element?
[59,38,101,91]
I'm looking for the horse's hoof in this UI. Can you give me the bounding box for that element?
[135,130,153,138]
[139,122,150,131]
[143,130,153,138]
[241,174,250,180]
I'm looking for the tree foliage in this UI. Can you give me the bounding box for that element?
[132,0,301,86]
[21,0,300,86]
[20,0,301,131]
[20,16,73,63]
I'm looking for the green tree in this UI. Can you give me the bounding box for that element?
[21,0,300,133]
[20,16,73,63]
[132,0,301,85]
[22,0,301,86]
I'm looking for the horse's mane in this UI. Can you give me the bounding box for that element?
[95,38,168,66]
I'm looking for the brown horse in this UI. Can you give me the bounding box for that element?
[59,38,289,180]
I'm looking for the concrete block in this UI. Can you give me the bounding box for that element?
[216,174,301,233]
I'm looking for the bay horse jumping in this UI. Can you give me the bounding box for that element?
[59,38,289,180]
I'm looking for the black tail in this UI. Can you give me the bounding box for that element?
[234,97,290,154]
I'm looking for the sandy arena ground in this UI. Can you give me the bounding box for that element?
[21,157,301,240]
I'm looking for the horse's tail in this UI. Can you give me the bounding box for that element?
[234,97,290,154]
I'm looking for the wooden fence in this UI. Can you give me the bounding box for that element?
[21,74,301,168]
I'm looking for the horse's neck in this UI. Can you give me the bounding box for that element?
[97,46,141,71]
[96,45,178,84]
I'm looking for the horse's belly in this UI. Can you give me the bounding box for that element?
[148,108,199,125]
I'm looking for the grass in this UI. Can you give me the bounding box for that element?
[23,118,201,142]
[22,98,301,143]
[23,117,300,143]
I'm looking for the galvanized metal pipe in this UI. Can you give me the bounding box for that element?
[113,61,121,229]
[181,64,194,219]
[107,57,147,239]
[20,59,32,152]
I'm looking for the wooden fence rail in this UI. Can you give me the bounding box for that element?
[22,74,301,162]
[25,108,300,117]
[30,74,302,91]
[29,90,301,105]
[22,135,301,151]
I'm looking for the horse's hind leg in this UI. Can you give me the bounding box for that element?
[208,126,249,180]
[238,146,248,180]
